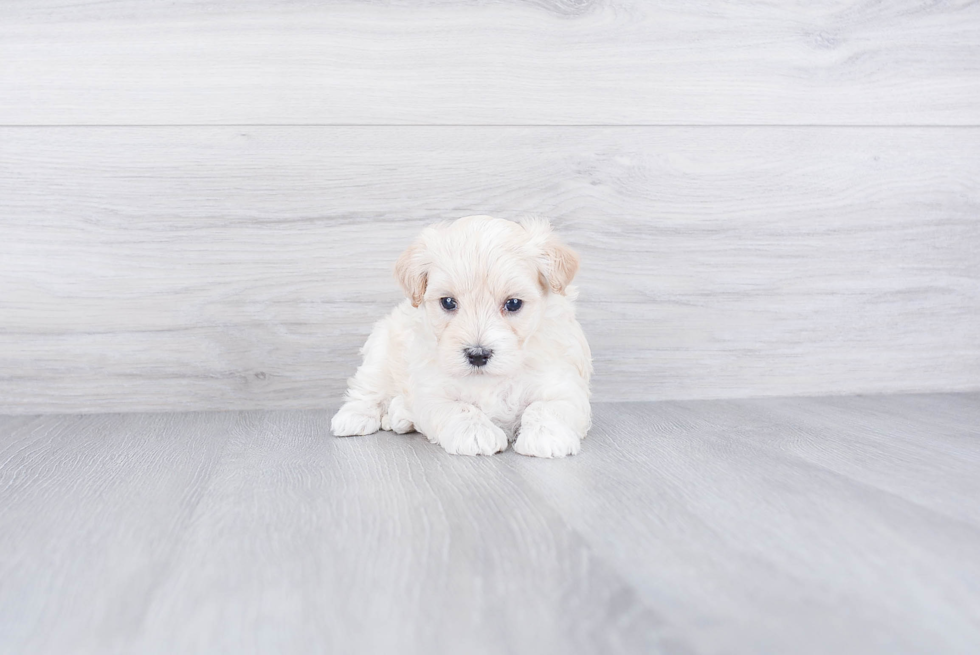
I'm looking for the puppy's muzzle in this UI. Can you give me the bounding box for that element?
[464,347,493,368]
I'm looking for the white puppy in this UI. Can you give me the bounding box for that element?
[331,215,592,457]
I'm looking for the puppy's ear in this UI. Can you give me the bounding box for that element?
[521,216,580,295]
[542,236,580,295]
[394,236,428,307]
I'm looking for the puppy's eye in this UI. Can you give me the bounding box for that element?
[504,298,523,312]
[440,297,458,311]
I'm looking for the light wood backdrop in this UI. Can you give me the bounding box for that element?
[1,1,978,413]
[3,0,979,125]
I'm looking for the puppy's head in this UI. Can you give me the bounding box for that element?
[395,215,579,377]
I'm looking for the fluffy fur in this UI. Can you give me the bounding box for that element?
[331,215,592,457]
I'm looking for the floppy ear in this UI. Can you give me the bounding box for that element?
[394,237,428,307]
[521,216,580,295]
[542,236,579,295]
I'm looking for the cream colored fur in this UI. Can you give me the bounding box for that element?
[331,215,592,457]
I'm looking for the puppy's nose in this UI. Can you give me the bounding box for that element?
[464,347,493,367]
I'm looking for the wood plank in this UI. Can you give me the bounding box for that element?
[3,396,978,653]
[505,399,980,654]
[0,412,234,654]
[1,1,979,125]
[847,393,980,435]
[713,394,980,526]
[1,126,978,412]
[127,410,667,654]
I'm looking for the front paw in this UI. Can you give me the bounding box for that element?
[438,416,508,456]
[382,395,415,434]
[514,417,581,458]
[331,402,381,437]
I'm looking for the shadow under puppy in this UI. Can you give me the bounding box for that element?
[331,215,592,457]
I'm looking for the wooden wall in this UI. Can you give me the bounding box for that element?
[1,1,978,413]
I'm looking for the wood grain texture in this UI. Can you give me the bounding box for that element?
[129,411,667,655]
[742,394,980,525]
[0,412,235,653]
[2,126,978,412]
[508,396,980,654]
[1,1,979,125]
[1,394,978,654]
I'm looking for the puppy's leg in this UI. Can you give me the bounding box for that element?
[416,401,508,456]
[331,320,391,437]
[381,395,415,434]
[514,395,591,458]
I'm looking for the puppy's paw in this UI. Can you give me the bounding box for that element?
[515,416,581,458]
[331,402,381,437]
[381,410,414,434]
[438,417,508,456]
[385,395,415,434]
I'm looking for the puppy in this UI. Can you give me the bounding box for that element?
[331,215,592,457]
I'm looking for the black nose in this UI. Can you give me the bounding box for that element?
[465,347,493,367]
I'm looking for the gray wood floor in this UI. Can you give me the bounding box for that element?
[1,393,978,654]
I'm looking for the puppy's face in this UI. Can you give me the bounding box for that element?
[395,216,579,378]
[423,250,542,378]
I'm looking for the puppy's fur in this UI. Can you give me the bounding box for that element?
[331,215,592,457]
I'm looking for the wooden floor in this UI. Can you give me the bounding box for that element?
[1,394,978,654]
